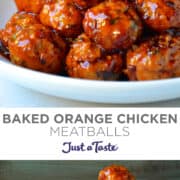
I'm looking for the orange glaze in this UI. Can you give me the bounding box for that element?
[83,1,142,51]
[136,0,180,31]
[98,165,135,180]
[40,0,83,38]
[8,23,66,74]
[0,11,39,47]
[126,33,180,80]
[1,0,179,80]
[66,34,123,80]
[14,0,56,13]
[73,0,103,10]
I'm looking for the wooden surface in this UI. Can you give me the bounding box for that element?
[0,161,180,180]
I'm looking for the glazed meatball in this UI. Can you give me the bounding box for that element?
[40,0,83,38]
[98,165,135,180]
[14,0,55,14]
[73,0,103,10]
[135,0,180,32]
[0,11,39,47]
[83,1,142,52]
[66,34,123,80]
[126,33,180,80]
[8,24,66,74]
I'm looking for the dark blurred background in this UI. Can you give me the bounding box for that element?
[0,161,180,180]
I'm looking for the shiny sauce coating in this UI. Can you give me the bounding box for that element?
[40,0,83,37]
[15,0,55,13]
[126,33,180,80]
[98,165,135,180]
[136,0,180,31]
[66,33,123,80]
[83,1,142,51]
[8,23,66,74]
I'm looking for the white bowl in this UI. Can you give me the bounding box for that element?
[0,0,180,104]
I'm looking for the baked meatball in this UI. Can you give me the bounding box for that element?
[135,0,180,32]
[83,1,142,52]
[8,24,66,74]
[0,11,39,47]
[126,33,180,80]
[40,0,83,38]
[66,34,123,80]
[73,0,103,10]
[14,0,55,14]
[98,165,135,180]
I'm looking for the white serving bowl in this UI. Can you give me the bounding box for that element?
[0,0,180,104]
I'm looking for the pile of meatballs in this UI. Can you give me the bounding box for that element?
[0,0,180,81]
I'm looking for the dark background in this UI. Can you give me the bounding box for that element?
[0,161,180,180]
